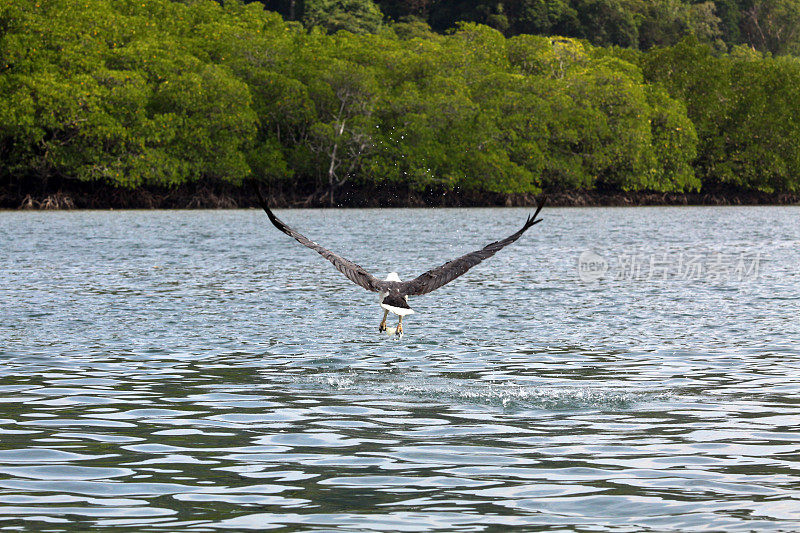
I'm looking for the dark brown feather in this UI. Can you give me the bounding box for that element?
[256,185,545,298]
[255,187,390,293]
[398,197,546,296]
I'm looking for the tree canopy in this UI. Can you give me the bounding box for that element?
[2,0,799,204]
[262,0,800,55]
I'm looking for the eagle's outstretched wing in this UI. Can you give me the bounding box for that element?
[255,188,389,293]
[398,197,546,297]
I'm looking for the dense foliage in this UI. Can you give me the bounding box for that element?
[639,39,800,192]
[266,0,800,56]
[1,0,799,204]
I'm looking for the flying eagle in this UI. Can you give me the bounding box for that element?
[256,190,545,337]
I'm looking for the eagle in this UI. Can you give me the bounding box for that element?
[256,190,545,337]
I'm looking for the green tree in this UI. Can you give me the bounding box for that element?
[636,0,722,49]
[644,85,699,191]
[505,0,578,36]
[641,39,732,187]
[720,56,800,191]
[564,0,639,47]
[304,0,384,34]
[643,37,800,192]
[740,0,800,55]
[305,58,380,204]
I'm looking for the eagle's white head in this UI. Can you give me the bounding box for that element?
[385,272,401,282]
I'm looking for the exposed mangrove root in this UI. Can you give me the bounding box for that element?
[19,192,75,210]
[3,180,799,210]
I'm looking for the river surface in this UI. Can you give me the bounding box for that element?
[1,206,799,531]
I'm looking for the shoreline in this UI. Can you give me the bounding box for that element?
[3,183,799,210]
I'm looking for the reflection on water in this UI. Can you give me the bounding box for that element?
[0,206,799,531]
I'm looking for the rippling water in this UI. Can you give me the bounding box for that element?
[1,206,799,531]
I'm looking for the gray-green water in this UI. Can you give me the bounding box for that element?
[1,206,799,531]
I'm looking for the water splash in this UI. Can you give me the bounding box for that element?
[310,373,668,411]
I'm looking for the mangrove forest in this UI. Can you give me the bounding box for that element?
[2,0,800,207]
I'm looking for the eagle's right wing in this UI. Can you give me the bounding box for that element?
[256,189,389,294]
[398,198,546,297]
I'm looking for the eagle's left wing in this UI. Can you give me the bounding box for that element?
[398,197,546,297]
